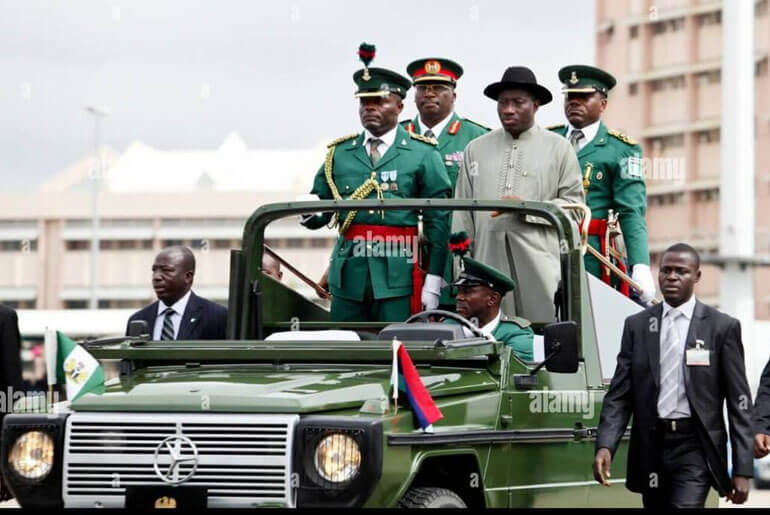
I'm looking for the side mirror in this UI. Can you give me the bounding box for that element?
[543,321,579,373]
[127,320,150,338]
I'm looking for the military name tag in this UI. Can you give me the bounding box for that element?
[686,339,710,367]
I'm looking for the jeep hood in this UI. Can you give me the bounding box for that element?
[71,365,498,413]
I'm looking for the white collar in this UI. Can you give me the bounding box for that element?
[662,294,696,320]
[364,124,398,151]
[157,289,192,318]
[567,119,601,145]
[420,112,454,139]
[480,310,502,338]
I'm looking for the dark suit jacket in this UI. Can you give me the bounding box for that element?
[0,304,22,393]
[753,358,770,435]
[596,300,754,496]
[125,291,227,340]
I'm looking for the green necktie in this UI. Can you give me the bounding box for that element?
[368,138,382,166]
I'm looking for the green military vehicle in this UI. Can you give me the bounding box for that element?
[2,199,647,508]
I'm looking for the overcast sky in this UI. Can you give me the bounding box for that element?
[0,0,595,191]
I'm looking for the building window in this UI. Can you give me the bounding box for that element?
[162,239,185,248]
[697,129,720,144]
[2,300,36,309]
[311,238,333,248]
[757,58,769,78]
[651,75,686,92]
[758,0,769,17]
[697,11,721,27]
[629,26,639,39]
[629,83,639,96]
[287,239,305,249]
[697,70,721,86]
[64,300,88,309]
[97,299,145,309]
[0,240,37,251]
[65,240,90,251]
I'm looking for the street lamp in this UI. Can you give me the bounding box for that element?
[84,105,111,310]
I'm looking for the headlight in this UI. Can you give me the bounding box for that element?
[313,433,361,483]
[8,431,54,480]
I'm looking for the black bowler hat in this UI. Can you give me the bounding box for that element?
[483,66,552,105]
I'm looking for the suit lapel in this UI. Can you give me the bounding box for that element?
[177,292,203,340]
[344,133,371,169]
[683,300,709,390]
[437,113,460,152]
[577,121,608,161]
[372,125,409,171]
[648,303,664,387]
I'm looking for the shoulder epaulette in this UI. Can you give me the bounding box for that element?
[326,133,358,148]
[545,123,566,131]
[501,316,532,329]
[409,132,438,146]
[608,129,637,145]
[463,118,491,131]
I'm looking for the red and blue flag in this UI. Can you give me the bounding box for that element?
[391,339,443,430]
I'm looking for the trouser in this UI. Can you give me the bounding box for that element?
[330,270,411,322]
[641,418,713,508]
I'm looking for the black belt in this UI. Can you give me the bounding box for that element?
[656,418,694,433]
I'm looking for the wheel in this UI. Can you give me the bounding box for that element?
[397,487,467,508]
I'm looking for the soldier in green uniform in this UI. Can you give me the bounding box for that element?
[548,65,656,304]
[402,58,489,310]
[301,60,452,322]
[401,58,489,191]
[446,257,534,362]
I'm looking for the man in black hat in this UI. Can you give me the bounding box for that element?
[452,66,583,322]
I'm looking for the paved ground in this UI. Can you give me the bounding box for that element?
[2,488,769,508]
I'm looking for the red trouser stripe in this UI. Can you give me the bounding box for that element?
[587,219,630,297]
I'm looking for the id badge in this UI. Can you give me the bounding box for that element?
[686,339,710,367]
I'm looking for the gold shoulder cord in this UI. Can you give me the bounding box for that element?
[324,144,383,235]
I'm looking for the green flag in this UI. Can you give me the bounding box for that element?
[50,331,104,401]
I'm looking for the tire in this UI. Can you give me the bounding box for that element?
[398,487,467,508]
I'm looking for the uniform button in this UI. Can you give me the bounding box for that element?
[523,171,528,176]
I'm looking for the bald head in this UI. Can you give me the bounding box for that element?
[152,246,195,305]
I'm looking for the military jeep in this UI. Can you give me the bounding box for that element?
[2,199,648,508]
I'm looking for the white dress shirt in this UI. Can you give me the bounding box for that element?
[658,294,696,418]
[364,124,398,158]
[461,310,502,339]
[420,112,454,139]
[566,119,601,151]
[153,290,192,340]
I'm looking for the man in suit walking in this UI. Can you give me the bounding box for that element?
[593,243,752,507]
[126,246,227,340]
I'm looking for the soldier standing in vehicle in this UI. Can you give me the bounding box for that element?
[302,46,451,322]
[402,57,489,311]
[402,58,489,191]
[549,65,655,304]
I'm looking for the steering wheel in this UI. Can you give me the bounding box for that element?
[404,309,485,339]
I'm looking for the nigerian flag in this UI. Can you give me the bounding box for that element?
[44,330,104,401]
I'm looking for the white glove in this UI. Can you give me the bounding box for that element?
[632,264,656,305]
[296,194,321,224]
[421,274,444,311]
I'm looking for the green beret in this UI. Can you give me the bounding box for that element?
[558,64,616,95]
[353,67,411,99]
[452,257,516,294]
[406,57,464,85]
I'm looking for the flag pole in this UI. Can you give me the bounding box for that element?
[391,338,399,415]
[44,328,57,411]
